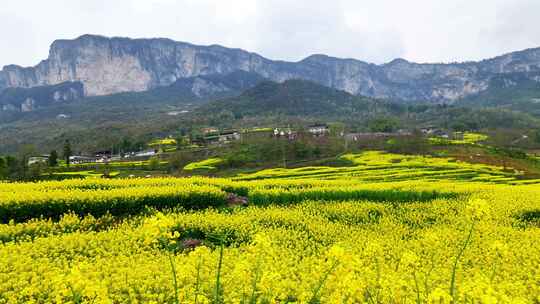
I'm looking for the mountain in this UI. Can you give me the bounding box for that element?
[2,34,540,103]
[145,70,266,101]
[456,72,540,116]
[82,70,265,106]
[198,79,382,117]
[0,71,265,153]
[0,70,264,113]
[0,81,83,112]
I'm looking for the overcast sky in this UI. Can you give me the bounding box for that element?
[1,0,539,68]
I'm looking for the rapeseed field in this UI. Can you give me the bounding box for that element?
[0,152,538,303]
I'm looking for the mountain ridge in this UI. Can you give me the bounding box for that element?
[7,34,540,68]
[2,34,540,103]
[0,70,265,113]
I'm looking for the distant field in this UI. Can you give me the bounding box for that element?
[0,152,538,303]
[429,132,489,145]
[183,158,224,172]
[235,151,525,184]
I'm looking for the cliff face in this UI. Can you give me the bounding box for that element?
[1,34,540,102]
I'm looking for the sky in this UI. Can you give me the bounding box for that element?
[1,0,540,68]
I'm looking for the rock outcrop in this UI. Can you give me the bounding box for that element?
[1,34,540,103]
[0,81,83,112]
[162,70,266,100]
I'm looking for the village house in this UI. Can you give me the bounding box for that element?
[307,124,330,136]
[396,129,413,136]
[420,126,447,137]
[241,128,275,140]
[218,130,241,143]
[28,155,49,166]
[69,156,97,165]
[433,129,449,137]
[201,127,219,134]
[93,150,113,163]
[135,150,158,158]
[420,126,436,135]
[203,130,241,145]
[273,127,297,140]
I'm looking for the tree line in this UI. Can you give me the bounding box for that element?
[0,140,73,181]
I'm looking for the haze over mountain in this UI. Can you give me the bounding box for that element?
[2,34,540,112]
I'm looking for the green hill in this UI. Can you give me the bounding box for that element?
[197,79,394,118]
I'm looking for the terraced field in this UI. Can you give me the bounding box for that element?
[0,152,538,303]
[236,151,525,184]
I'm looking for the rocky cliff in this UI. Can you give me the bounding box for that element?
[0,81,83,112]
[1,34,540,102]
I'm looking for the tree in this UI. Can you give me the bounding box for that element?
[369,118,399,133]
[49,150,58,167]
[328,122,345,137]
[148,156,160,171]
[19,145,36,178]
[63,140,72,167]
[28,162,44,180]
[0,157,6,179]
[450,121,468,132]
[385,130,429,156]
[175,136,189,151]
[535,130,540,144]
[168,152,192,173]
[0,156,24,180]
[218,110,235,122]
[5,156,20,179]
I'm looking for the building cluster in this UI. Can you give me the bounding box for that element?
[69,150,159,165]
[420,126,450,138]
[28,123,462,166]
[191,129,242,146]
[345,130,412,142]
[28,155,50,166]
[27,150,160,166]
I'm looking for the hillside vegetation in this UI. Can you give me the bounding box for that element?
[2,76,540,154]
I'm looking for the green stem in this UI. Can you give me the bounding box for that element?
[309,260,340,304]
[450,221,475,303]
[249,255,263,304]
[424,253,436,295]
[194,256,202,304]
[490,260,498,283]
[168,253,179,304]
[214,242,225,303]
[413,271,421,304]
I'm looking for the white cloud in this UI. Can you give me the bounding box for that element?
[0,0,539,67]
[480,0,540,56]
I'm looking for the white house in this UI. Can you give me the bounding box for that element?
[308,124,329,136]
[69,156,97,165]
[135,150,157,157]
[28,155,49,166]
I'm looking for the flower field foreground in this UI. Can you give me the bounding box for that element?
[0,153,539,303]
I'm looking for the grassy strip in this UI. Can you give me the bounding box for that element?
[249,187,459,205]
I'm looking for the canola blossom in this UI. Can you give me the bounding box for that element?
[0,152,538,303]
